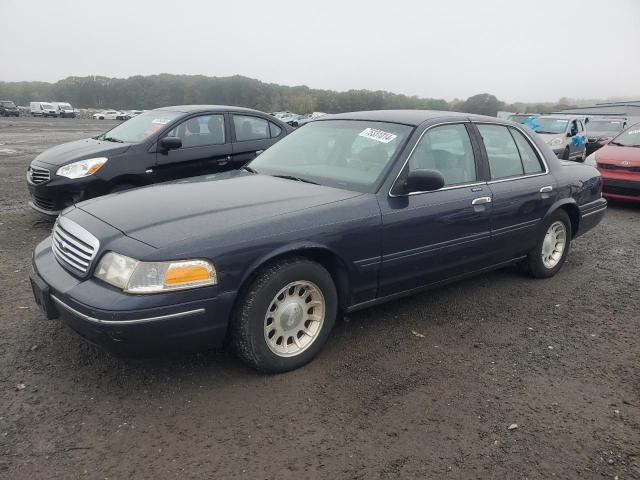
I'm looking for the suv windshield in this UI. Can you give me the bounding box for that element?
[588,120,624,133]
[530,117,569,134]
[101,110,181,143]
[1,101,15,108]
[249,120,413,192]
[610,124,640,147]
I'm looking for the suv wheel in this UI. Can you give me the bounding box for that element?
[232,256,337,373]
[525,209,572,278]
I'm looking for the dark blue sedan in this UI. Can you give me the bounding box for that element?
[30,110,607,372]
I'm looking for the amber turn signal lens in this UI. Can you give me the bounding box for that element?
[164,264,212,285]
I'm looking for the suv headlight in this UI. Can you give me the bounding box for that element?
[56,157,107,179]
[550,137,564,147]
[95,252,217,293]
[584,152,597,166]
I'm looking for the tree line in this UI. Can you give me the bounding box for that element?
[0,74,580,117]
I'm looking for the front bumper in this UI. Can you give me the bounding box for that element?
[601,177,640,202]
[30,238,235,352]
[27,166,93,216]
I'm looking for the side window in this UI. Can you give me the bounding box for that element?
[510,128,544,174]
[269,122,282,138]
[166,114,225,148]
[234,115,270,141]
[408,123,476,186]
[477,124,524,179]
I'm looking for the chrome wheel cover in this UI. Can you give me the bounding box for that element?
[264,281,325,357]
[541,221,567,269]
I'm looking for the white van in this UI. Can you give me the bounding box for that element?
[51,102,75,118]
[30,102,58,118]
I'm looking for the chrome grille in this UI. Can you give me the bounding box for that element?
[29,165,51,184]
[51,217,100,275]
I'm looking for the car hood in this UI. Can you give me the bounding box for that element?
[587,130,618,139]
[33,138,131,167]
[596,144,640,165]
[76,171,363,248]
[536,133,565,144]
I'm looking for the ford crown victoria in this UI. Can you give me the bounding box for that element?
[30,110,606,372]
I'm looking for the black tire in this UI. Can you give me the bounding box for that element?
[525,209,572,279]
[562,147,570,160]
[231,256,338,373]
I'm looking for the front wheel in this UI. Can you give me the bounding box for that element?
[231,256,337,373]
[525,210,572,278]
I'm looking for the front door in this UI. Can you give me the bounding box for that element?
[378,122,493,296]
[155,113,232,181]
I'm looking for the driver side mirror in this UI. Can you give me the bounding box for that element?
[404,169,445,193]
[160,136,182,151]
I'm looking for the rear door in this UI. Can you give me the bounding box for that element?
[155,113,232,181]
[230,114,285,166]
[473,122,557,261]
[378,122,493,296]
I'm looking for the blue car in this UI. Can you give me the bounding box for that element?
[30,110,606,372]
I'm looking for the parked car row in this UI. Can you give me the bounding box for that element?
[27,106,607,372]
[0,100,20,117]
[30,101,77,118]
[92,109,144,120]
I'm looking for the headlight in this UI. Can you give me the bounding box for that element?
[94,252,217,294]
[584,152,597,166]
[56,157,107,179]
[550,137,564,147]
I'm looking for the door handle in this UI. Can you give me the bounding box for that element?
[539,186,553,193]
[471,196,492,205]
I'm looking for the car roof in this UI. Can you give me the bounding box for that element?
[317,110,498,126]
[156,105,266,114]
[538,115,581,120]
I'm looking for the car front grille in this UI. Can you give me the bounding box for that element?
[33,195,56,211]
[51,217,100,276]
[598,162,640,173]
[28,165,51,184]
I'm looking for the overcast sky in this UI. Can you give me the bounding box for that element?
[2,0,639,102]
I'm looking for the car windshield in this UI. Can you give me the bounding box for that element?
[1,101,15,107]
[58,103,71,109]
[42,103,54,109]
[530,118,568,134]
[249,120,413,193]
[587,120,624,133]
[101,110,182,143]
[610,124,640,147]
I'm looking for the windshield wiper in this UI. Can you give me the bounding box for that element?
[535,130,556,134]
[271,174,319,185]
[608,141,624,146]
[243,166,259,174]
[103,136,125,143]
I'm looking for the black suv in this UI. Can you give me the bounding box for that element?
[0,100,19,117]
[27,105,292,216]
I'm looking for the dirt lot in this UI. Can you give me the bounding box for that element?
[0,117,638,479]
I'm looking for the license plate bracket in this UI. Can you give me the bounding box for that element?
[29,272,58,320]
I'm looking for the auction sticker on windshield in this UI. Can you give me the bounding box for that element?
[359,128,397,144]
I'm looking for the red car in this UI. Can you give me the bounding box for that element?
[585,123,640,201]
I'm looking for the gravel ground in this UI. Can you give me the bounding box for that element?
[0,117,639,479]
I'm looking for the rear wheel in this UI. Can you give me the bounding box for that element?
[525,209,571,278]
[231,256,337,373]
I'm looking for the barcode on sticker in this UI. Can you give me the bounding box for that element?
[359,128,397,144]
